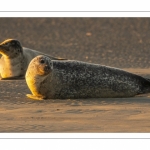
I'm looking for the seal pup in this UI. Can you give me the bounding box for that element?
[0,39,66,79]
[25,55,150,100]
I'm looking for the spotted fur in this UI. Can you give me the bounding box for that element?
[25,55,150,100]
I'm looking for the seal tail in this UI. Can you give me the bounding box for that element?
[54,57,67,60]
[140,77,150,94]
[144,77,150,82]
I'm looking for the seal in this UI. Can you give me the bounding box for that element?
[0,39,66,79]
[25,55,150,100]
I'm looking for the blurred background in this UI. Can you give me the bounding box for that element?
[0,18,150,68]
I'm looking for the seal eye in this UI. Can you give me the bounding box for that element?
[40,59,45,64]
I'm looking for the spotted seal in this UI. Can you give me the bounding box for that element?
[25,55,150,100]
[0,39,66,79]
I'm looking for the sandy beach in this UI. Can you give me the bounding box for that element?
[0,18,150,132]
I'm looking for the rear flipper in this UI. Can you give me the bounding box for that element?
[46,54,67,60]
[0,75,25,80]
[144,77,150,82]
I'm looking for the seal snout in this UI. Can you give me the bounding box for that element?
[0,43,10,54]
[0,39,22,55]
[44,65,51,72]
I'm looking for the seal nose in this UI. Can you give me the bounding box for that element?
[44,65,50,72]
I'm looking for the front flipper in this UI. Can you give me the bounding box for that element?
[26,94,45,100]
[1,75,25,80]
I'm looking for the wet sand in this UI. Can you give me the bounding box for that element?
[0,18,150,132]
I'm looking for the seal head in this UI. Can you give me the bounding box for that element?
[0,39,23,58]
[25,55,53,100]
[31,55,52,76]
[0,39,24,79]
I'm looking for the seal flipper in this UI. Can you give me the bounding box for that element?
[26,94,45,100]
[144,77,150,82]
[138,76,150,94]
[45,54,67,60]
[1,75,25,80]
